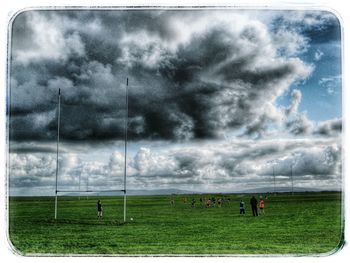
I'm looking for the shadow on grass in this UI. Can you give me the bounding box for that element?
[37,218,131,226]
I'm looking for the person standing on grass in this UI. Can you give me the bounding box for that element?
[217,198,223,207]
[191,198,196,208]
[259,198,265,215]
[239,200,245,215]
[97,200,103,219]
[250,196,258,216]
[206,198,212,208]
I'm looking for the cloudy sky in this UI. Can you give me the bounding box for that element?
[8,9,342,195]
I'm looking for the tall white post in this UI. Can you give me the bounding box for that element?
[86,173,89,200]
[291,164,294,195]
[55,88,61,219]
[78,169,82,200]
[123,78,129,222]
[273,165,276,195]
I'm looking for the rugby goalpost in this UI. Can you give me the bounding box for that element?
[54,78,129,222]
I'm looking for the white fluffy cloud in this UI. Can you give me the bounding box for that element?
[273,28,309,56]
[319,76,341,95]
[285,89,302,116]
[314,49,324,61]
[9,138,342,195]
[13,12,85,65]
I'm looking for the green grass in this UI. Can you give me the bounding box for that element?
[8,192,343,255]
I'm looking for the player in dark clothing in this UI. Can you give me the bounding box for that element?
[239,200,245,215]
[97,200,103,219]
[191,198,196,208]
[250,196,258,216]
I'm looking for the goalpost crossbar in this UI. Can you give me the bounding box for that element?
[56,190,125,193]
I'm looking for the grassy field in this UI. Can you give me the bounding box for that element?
[8,192,343,255]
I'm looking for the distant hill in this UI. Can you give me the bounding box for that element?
[14,186,341,197]
[60,188,198,196]
[239,186,327,194]
[76,187,335,196]
[125,188,198,196]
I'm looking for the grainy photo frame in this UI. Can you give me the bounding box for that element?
[6,7,343,256]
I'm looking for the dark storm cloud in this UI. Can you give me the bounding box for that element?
[10,10,318,142]
[314,118,342,136]
[10,145,57,153]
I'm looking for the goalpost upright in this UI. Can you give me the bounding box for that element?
[54,88,61,220]
[123,78,129,222]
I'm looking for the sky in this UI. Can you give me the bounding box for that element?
[8,9,342,196]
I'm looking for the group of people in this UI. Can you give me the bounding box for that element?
[179,196,231,208]
[239,196,265,216]
[203,197,225,208]
[171,195,266,216]
[96,195,266,220]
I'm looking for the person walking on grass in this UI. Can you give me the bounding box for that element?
[250,196,258,217]
[97,200,103,220]
[239,200,245,215]
[259,197,265,215]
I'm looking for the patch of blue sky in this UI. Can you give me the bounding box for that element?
[275,40,341,122]
[299,42,341,121]
[271,10,342,122]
